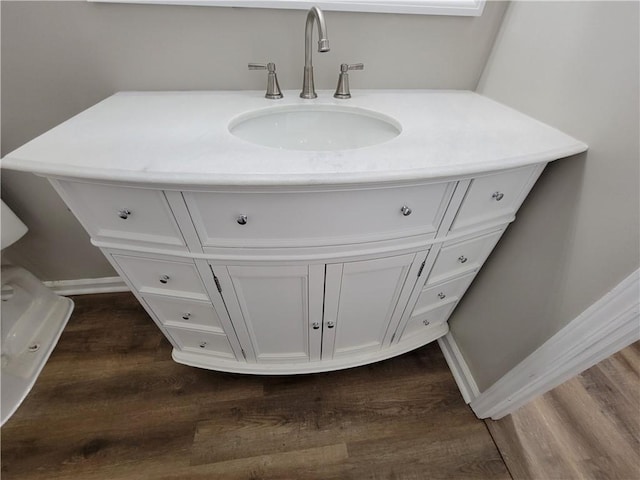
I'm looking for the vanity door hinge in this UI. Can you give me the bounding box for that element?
[214,275,223,293]
[390,333,396,344]
[210,266,223,293]
[241,349,247,359]
[417,260,426,278]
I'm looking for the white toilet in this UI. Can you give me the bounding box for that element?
[1,200,74,425]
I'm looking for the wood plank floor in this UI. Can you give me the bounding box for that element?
[1,292,509,480]
[486,342,640,480]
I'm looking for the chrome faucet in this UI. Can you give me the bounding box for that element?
[300,6,330,99]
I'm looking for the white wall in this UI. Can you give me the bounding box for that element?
[0,0,508,280]
[450,1,640,391]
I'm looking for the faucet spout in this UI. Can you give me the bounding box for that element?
[305,6,329,67]
[301,6,330,99]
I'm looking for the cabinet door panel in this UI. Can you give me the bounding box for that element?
[324,252,424,360]
[450,165,542,233]
[183,182,451,248]
[112,254,209,300]
[165,326,235,359]
[427,229,504,286]
[221,264,324,364]
[400,302,456,342]
[53,180,187,250]
[414,272,475,313]
[142,294,225,332]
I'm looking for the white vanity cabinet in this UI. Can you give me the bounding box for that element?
[45,163,546,374]
[2,91,586,375]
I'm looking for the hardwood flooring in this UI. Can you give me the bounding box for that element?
[1,293,508,480]
[486,342,640,480]
[4,292,638,479]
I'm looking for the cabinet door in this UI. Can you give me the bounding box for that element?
[183,182,452,249]
[51,180,187,251]
[215,264,324,364]
[323,251,428,360]
[449,165,543,233]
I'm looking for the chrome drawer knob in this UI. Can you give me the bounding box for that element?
[118,208,131,219]
[437,292,446,300]
[458,255,468,264]
[199,342,207,348]
[159,274,170,284]
[237,214,248,225]
[327,321,335,329]
[423,319,430,326]
[182,313,192,320]
[312,322,320,330]
[492,191,505,201]
[400,205,412,216]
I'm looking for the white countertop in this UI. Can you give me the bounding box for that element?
[1,90,587,186]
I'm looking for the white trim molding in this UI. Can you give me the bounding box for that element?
[88,0,486,16]
[438,334,480,403]
[470,269,640,420]
[43,276,129,296]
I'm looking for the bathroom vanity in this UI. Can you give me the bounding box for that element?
[1,90,587,374]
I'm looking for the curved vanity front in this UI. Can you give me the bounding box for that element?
[1,90,587,374]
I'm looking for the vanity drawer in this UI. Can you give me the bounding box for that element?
[52,180,187,251]
[427,229,504,286]
[400,302,456,342]
[164,326,236,359]
[142,295,225,332]
[111,254,209,301]
[450,165,543,233]
[414,272,475,313]
[182,182,453,248]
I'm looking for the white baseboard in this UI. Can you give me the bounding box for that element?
[438,334,480,403]
[470,268,640,420]
[43,276,130,296]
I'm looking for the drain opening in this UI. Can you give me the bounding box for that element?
[27,343,40,352]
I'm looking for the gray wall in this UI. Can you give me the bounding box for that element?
[1,0,508,280]
[449,1,640,391]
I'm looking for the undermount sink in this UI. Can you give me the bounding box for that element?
[228,105,402,151]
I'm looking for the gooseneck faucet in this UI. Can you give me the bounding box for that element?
[300,6,330,99]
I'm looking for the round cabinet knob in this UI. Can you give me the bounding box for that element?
[423,319,430,326]
[312,322,320,330]
[326,321,335,329]
[437,292,446,300]
[400,205,412,216]
[182,313,192,320]
[199,342,207,349]
[492,191,505,201]
[237,214,248,225]
[159,274,170,284]
[118,209,131,219]
[458,255,468,264]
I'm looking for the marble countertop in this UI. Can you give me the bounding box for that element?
[1,90,587,186]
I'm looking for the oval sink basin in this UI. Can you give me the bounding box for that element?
[228,105,401,151]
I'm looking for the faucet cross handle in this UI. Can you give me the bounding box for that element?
[248,62,283,99]
[341,63,364,72]
[334,63,365,99]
